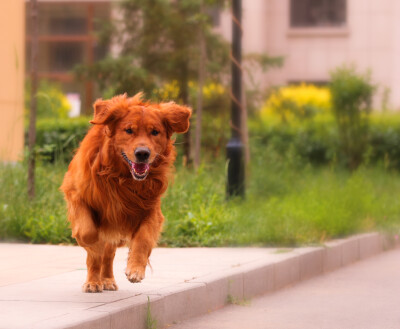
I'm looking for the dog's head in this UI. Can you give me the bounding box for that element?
[90,93,191,181]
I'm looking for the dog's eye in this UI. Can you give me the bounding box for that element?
[151,129,159,136]
[125,128,133,134]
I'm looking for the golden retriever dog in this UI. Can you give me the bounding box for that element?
[60,93,191,292]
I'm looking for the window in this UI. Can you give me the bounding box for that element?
[25,2,111,113]
[290,0,346,28]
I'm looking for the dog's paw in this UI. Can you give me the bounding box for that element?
[82,281,103,293]
[125,266,145,283]
[102,278,118,291]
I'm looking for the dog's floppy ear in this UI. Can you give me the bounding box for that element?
[89,99,115,125]
[161,102,192,136]
[90,94,129,126]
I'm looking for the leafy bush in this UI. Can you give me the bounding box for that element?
[251,113,400,170]
[151,80,180,101]
[25,80,71,119]
[76,56,157,99]
[2,147,400,246]
[0,163,72,244]
[190,82,230,156]
[152,80,230,156]
[261,84,331,124]
[330,65,375,169]
[367,115,400,170]
[27,80,230,163]
[250,118,337,166]
[26,117,91,163]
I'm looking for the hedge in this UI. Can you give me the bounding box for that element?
[25,117,91,163]
[27,115,400,169]
[251,116,400,170]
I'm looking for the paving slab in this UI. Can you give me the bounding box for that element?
[169,247,400,329]
[0,232,397,329]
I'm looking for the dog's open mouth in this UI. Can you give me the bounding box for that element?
[121,152,149,181]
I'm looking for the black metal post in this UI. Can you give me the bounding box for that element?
[226,0,245,198]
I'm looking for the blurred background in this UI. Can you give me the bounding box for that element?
[1,0,400,247]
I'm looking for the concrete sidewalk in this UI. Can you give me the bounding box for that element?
[0,233,397,329]
[169,247,400,329]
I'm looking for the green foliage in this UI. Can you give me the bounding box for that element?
[330,65,375,169]
[160,163,231,246]
[164,149,400,246]
[26,117,90,163]
[189,81,230,155]
[243,53,285,114]
[28,82,230,164]
[367,114,400,170]
[25,80,71,119]
[76,0,229,102]
[250,118,338,166]
[1,146,400,245]
[198,112,230,157]
[0,163,72,244]
[76,56,156,98]
[251,114,400,170]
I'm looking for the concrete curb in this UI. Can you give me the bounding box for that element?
[43,232,398,329]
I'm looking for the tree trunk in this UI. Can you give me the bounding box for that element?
[194,11,206,169]
[28,0,39,200]
[180,63,192,166]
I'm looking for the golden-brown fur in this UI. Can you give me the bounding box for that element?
[60,93,191,292]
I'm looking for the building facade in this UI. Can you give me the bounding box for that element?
[215,0,400,110]
[25,0,111,114]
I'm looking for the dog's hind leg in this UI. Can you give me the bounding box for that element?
[101,242,118,291]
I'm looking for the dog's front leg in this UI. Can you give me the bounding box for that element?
[82,243,104,292]
[101,242,118,291]
[125,214,163,283]
[67,200,104,292]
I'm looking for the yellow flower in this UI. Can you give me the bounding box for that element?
[261,84,331,124]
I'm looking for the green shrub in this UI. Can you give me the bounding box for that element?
[0,163,72,244]
[25,80,71,119]
[26,117,91,163]
[2,147,400,246]
[367,115,400,170]
[330,65,375,169]
[250,118,337,166]
[251,113,400,170]
[152,80,231,156]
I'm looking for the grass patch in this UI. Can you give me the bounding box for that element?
[146,296,158,329]
[226,294,251,306]
[161,149,400,246]
[1,148,400,246]
[0,161,72,244]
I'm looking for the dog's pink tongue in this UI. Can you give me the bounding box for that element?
[132,163,149,174]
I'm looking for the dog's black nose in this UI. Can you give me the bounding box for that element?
[134,147,150,163]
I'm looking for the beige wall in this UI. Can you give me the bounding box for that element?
[392,1,400,109]
[217,0,400,110]
[0,0,25,161]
